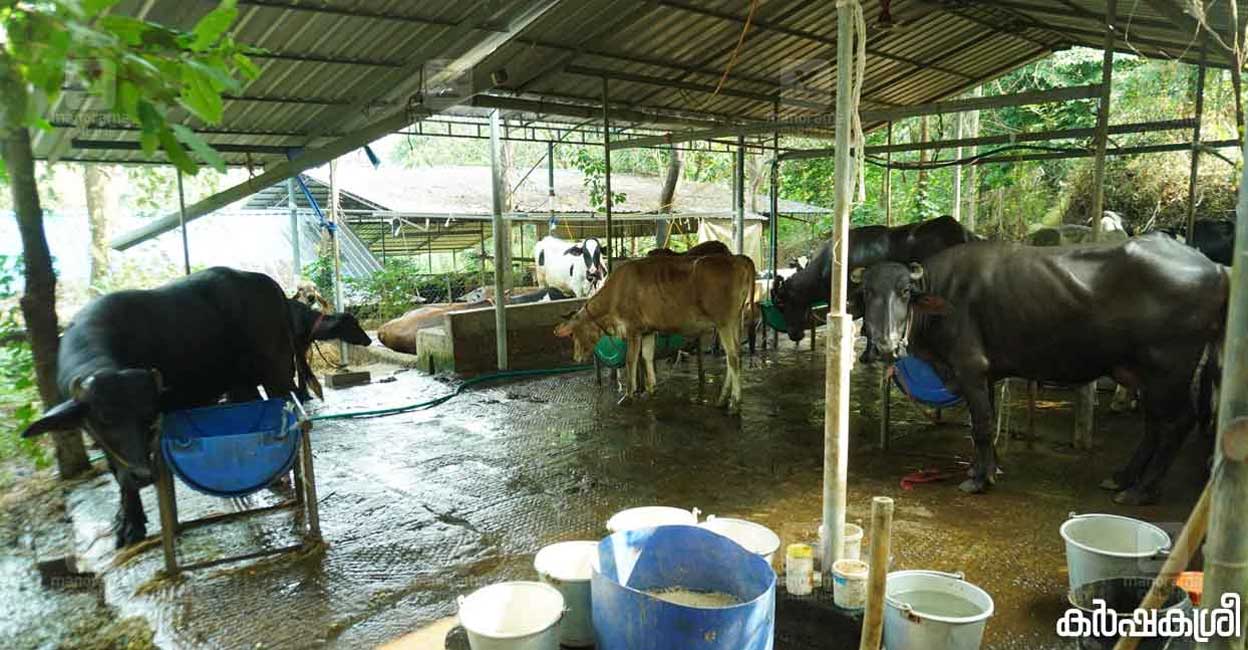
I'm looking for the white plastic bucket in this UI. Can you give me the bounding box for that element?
[816,523,864,563]
[605,506,699,533]
[831,559,869,609]
[699,516,782,564]
[884,570,995,650]
[458,581,565,650]
[534,541,597,648]
[1060,513,1171,591]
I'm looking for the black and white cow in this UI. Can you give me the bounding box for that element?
[534,235,608,297]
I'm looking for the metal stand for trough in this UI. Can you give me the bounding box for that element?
[154,397,322,576]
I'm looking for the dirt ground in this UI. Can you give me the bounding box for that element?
[2,334,1208,649]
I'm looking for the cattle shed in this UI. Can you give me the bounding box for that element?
[24,1,1248,648]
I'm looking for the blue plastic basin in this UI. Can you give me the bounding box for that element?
[592,525,776,650]
[160,399,301,498]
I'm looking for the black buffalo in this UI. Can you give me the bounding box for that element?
[286,298,372,399]
[1161,219,1235,265]
[855,234,1227,504]
[21,268,309,548]
[772,215,977,341]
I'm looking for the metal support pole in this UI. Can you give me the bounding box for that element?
[602,77,614,269]
[770,100,780,280]
[287,177,300,286]
[883,122,893,227]
[1187,44,1208,241]
[952,110,963,222]
[329,159,346,365]
[1202,112,1248,650]
[489,109,510,370]
[177,170,191,275]
[1074,0,1116,452]
[735,135,746,254]
[822,0,856,587]
[548,140,556,229]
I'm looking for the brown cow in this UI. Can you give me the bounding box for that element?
[378,302,489,353]
[554,254,756,411]
[645,240,733,258]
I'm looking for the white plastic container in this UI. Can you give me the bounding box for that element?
[816,523,864,564]
[831,559,869,609]
[884,570,995,650]
[533,541,597,648]
[698,516,782,564]
[1060,513,1170,591]
[785,543,814,596]
[605,506,699,533]
[458,581,565,650]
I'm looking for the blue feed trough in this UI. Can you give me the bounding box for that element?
[593,525,776,650]
[160,398,302,498]
[892,356,962,409]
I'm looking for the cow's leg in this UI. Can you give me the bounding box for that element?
[622,331,643,401]
[716,324,743,411]
[959,381,999,493]
[116,477,147,548]
[641,335,657,395]
[1116,389,1194,505]
[697,336,705,387]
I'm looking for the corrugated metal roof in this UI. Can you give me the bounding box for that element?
[35,0,1242,168]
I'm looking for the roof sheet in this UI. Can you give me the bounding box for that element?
[35,0,1240,168]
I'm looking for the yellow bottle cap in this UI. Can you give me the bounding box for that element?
[787,543,813,559]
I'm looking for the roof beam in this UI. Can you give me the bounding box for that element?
[562,64,832,111]
[250,50,405,68]
[654,0,977,81]
[515,1,660,92]
[610,84,1100,149]
[234,0,507,32]
[71,139,292,155]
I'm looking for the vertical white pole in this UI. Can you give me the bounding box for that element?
[952,110,963,222]
[822,0,856,586]
[735,135,746,254]
[329,159,346,365]
[490,109,510,370]
[177,170,190,275]
[288,176,300,287]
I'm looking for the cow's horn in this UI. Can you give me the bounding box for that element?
[908,263,925,280]
[70,375,91,400]
[850,267,866,284]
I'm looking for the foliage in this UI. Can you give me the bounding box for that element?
[0,255,49,468]
[0,0,259,177]
[342,257,482,321]
[569,148,626,212]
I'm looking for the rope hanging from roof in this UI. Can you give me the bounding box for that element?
[836,0,869,206]
[712,0,762,97]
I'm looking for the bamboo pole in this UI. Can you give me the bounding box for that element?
[822,0,856,587]
[1202,90,1248,649]
[603,76,614,270]
[489,109,509,370]
[953,109,963,222]
[735,135,746,254]
[859,496,894,650]
[330,159,346,364]
[883,122,893,227]
[287,177,300,286]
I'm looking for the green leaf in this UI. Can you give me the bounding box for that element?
[84,0,123,17]
[233,52,260,80]
[177,65,223,123]
[137,101,162,154]
[171,124,226,173]
[116,80,139,119]
[191,1,238,52]
[157,127,199,175]
[99,15,149,46]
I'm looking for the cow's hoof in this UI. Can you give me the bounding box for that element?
[116,523,147,549]
[959,478,988,494]
[1113,488,1159,506]
[616,394,634,406]
[1100,471,1133,491]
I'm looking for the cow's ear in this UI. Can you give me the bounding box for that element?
[850,267,866,284]
[20,400,87,438]
[554,322,573,338]
[912,293,947,314]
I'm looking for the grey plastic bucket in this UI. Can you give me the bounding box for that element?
[1060,514,1171,591]
[1067,576,1194,650]
[457,581,565,650]
[883,570,995,650]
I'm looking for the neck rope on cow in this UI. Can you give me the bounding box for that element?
[897,272,928,358]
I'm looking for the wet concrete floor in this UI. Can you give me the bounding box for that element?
[55,334,1208,649]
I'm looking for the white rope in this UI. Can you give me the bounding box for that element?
[835,0,869,205]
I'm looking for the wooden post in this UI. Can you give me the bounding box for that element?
[821,0,857,587]
[859,496,894,650]
[299,425,322,541]
[603,77,614,270]
[489,109,510,371]
[1187,43,1207,241]
[1074,0,1116,452]
[879,368,891,450]
[176,170,191,275]
[287,177,300,286]
[1202,95,1248,648]
[155,448,180,575]
[966,87,981,231]
[883,122,893,227]
[952,110,963,222]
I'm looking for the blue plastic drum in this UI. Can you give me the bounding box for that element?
[592,525,776,650]
[160,399,301,498]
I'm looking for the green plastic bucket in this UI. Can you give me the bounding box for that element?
[594,334,686,369]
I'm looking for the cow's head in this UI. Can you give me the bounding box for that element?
[581,238,608,290]
[854,262,945,364]
[314,312,373,346]
[771,275,812,343]
[20,369,164,482]
[554,308,604,362]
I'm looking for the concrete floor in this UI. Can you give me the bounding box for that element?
[56,335,1208,649]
